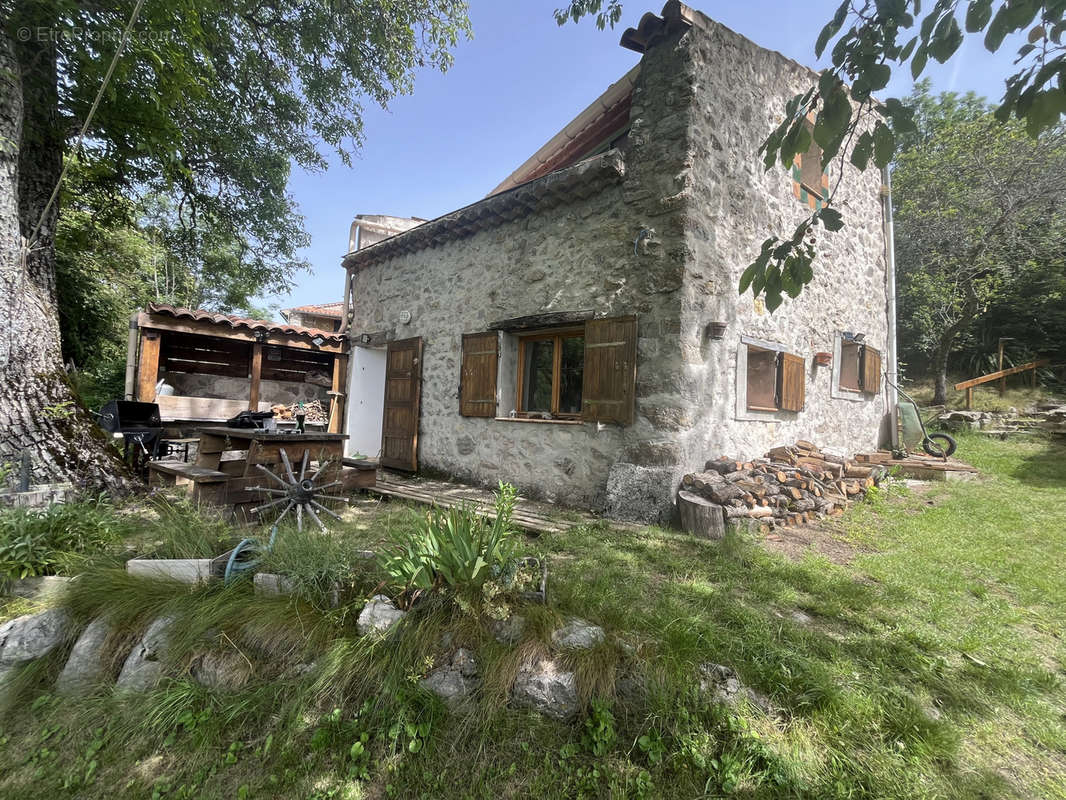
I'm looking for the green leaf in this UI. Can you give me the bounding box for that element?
[911,44,929,78]
[929,15,964,63]
[873,122,896,168]
[965,0,993,33]
[985,7,1012,51]
[867,62,892,91]
[816,0,850,58]
[898,36,918,61]
[820,207,845,232]
[850,130,874,170]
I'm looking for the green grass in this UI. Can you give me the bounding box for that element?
[0,435,1064,798]
[905,378,1060,412]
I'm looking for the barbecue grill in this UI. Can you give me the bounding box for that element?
[98,400,164,470]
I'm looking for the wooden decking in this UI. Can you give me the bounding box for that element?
[367,472,601,535]
[855,450,979,481]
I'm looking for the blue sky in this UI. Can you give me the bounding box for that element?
[271,0,1023,314]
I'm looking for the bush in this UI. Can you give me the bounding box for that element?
[0,497,134,579]
[379,482,520,609]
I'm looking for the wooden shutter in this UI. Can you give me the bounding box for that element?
[582,315,637,424]
[460,332,498,417]
[380,337,422,471]
[861,346,882,395]
[778,352,806,412]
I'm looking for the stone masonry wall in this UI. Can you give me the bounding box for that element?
[344,15,890,524]
[346,34,697,513]
[664,13,890,500]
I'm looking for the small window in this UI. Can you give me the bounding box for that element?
[746,346,779,412]
[745,345,805,412]
[517,329,585,418]
[793,121,828,210]
[840,340,862,391]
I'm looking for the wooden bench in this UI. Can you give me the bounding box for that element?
[148,460,230,505]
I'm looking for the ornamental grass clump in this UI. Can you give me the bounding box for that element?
[379,482,522,612]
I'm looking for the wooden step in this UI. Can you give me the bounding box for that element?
[148,461,229,482]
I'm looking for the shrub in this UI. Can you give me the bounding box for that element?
[379,482,520,609]
[0,497,134,579]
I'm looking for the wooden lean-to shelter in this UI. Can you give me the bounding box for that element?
[128,304,348,432]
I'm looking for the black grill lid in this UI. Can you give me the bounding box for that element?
[98,400,161,433]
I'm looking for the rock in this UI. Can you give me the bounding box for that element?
[551,618,605,650]
[253,572,296,596]
[2,575,72,601]
[420,648,479,707]
[791,610,813,626]
[0,608,72,668]
[512,658,579,721]
[116,615,175,692]
[488,614,526,645]
[357,595,405,636]
[697,662,741,704]
[56,618,112,696]
[190,651,252,691]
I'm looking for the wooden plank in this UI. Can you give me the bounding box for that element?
[136,330,161,401]
[329,354,347,433]
[380,337,423,471]
[460,332,499,417]
[249,343,263,411]
[367,483,563,535]
[778,352,806,411]
[156,395,273,423]
[147,461,228,482]
[582,316,637,424]
[953,359,1050,391]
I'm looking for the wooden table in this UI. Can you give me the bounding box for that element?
[195,428,349,520]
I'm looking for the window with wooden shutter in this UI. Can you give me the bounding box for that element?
[861,346,882,395]
[778,353,806,411]
[581,315,637,425]
[460,332,498,417]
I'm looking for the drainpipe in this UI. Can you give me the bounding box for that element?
[881,166,899,448]
[124,312,139,400]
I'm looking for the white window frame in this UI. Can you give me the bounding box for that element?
[735,335,791,422]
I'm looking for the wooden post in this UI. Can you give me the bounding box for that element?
[136,330,161,401]
[998,339,1006,396]
[248,342,263,411]
[328,354,347,434]
[966,386,973,409]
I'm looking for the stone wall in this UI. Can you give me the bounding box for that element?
[667,12,889,491]
[343,12,890,523]
[162,372,328,406]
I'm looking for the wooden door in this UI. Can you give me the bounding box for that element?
[380,337,423,471]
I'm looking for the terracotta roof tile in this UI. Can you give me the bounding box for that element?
[146,303,344,343]
[288,301,344,317]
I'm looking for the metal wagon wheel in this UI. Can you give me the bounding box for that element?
[223,447,349,582]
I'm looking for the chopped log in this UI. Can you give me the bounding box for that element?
[723,470,754,483]
[708,483,744,504]
[723,505,774,519]
[795,440,819,453]
[705,458,740,475]
[678,491,726,540]
[820,453,847,465]
[844,464,874,479]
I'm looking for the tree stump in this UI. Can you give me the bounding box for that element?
[678,490,725,540]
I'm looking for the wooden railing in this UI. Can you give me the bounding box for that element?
[953,359,1050,409]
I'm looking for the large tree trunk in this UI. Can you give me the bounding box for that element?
[0,21,128,492]
[931,284,980,406]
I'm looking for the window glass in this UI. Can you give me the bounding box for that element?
[746,346,778,411]
[840,341,862,391]
[559,335,584,415]
[522,339,554,412]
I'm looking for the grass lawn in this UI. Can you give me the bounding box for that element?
[0,434,1063,799]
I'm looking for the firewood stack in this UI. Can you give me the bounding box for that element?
[677,440,887,539]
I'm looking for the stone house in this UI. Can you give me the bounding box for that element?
[339,2,898,524]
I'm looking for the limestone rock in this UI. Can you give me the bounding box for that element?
[0,608,72,668]
[512,658,579,720]
[420,648,479,707]
[357,595,405,636]
[254,572,296,597]
[190,651,252,691]
[697,662,741,703]
[117,615,175,691]
[551,618,605,650]
[488,614,526,645]
[56,617,112,696]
